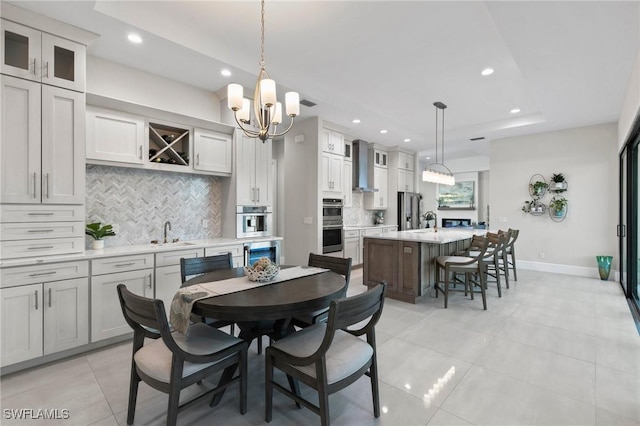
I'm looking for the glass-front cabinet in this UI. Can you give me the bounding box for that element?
[1,19,86,92]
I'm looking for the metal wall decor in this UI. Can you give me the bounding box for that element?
[522,173,568,222]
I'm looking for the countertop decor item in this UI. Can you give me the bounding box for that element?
[85,222,116,250]
[596,255,613,280]
[244,257,279,282]
[226,0,299,142]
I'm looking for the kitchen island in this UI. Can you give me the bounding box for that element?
[363,228,485,303]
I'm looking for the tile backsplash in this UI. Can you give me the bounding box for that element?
[86,165,221,247]
[343,192,376,226]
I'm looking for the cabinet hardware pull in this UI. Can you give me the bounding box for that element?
[48,288,52,308]
[45,173,50,198]
[139,145,143,159]
[32,58,37,75]
[196,153,200,166]
[27,246,54,250]
[28,229,54,233]
[44,61,49,78]
[29,271,56,277]
[256,187,260,202]
[148,274,152,289]
[33,172,37,198]
[35,290,38,310]
[114,262,135,267]
[28,212,54,216]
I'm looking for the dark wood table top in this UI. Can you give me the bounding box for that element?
[185,267,347,322]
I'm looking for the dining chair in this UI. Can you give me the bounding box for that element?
[180,253,236,336]
[265,283,386,426]
[434,235,490,309]
[117,284,248,426]
[503,228,520,281]
[291,253,352,328]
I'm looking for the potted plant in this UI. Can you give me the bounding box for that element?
[549,197,567,217]
[529,181,548,197]
[550,173,568,192]
[86,222,116,250]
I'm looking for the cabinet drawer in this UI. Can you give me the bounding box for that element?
[0,205,85,223]
[1,237,84,259]
[1,261,89,288]
[364,228,384,236]
[344,230,360,238]
[205,244,243,257]
[91,254,154,275]
[0,221,84,241]
[155,248,204,267]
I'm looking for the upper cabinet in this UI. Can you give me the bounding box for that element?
[86,106,145,165]
[322,128,344,155]
[373,149,388,168]
[236,135,272,206]
[193,128,232,175]
[1,75,85,204]
[397,151,415,171]
[1,19,86,92]
[321,128,345,199]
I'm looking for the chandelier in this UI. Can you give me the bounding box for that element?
[422,101,455,186]
[227,0,299,142]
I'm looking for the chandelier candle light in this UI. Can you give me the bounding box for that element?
[422,101,455,186]
[227,0,299,142]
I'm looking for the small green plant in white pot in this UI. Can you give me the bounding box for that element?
[86,222,116,250]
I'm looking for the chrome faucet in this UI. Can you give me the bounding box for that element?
[424,211,438,232]
[163,221,172,243]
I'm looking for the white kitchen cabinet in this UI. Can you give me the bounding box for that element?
[364,166,388,210]
[322,152,343,198]
[155,248,204,311]
[86,106,145,164]
[0,261,89,367]
[1,75,85,204]
[343,159,353,207]
[1,19,86,92]
[205,244,244,267]
[398,169,415,192]
[397,151,415,171]
[343,229,360,265]
[193,128,232,175]
[90,254,154,342]
[236,135,272,206]
[322,128,344,155]
[372,149,388,168]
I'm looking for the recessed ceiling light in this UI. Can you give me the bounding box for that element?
[425,156,431,160]
[221,69,232,77]
[481,67,494,76]
[127,33,143,44]
[510,108,521,114]
[403,138,411,143]
[379,129,388,134]
[352,119,361,124]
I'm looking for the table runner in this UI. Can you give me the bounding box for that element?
[169,266,329,335]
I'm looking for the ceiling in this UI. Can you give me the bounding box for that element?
[7,1,639,163]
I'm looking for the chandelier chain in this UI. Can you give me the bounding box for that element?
[260,0,265,68]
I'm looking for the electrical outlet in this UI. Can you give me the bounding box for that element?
[202,219,209,228]
[112,224,119,234]
[539,252,546,259]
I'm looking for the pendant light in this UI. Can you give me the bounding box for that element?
[422,101,455,185]
[227,0,299,142]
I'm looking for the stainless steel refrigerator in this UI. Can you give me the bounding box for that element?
[397,191,422,230]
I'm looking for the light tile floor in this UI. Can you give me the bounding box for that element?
[2,268,639,426]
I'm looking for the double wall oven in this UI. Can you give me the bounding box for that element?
[322,198,343,254]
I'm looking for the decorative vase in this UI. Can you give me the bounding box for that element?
[92,240,105,250]
[596,255,613,281]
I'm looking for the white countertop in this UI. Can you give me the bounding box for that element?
[0,236,283,268]
[343,224,397,231]
[364,228,486,244]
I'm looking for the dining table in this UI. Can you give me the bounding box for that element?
[179,265,348,405]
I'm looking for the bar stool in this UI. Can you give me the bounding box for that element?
[434,236,490,310]
[501,229,520,281]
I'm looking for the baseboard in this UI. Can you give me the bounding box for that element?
[519,260,619,282]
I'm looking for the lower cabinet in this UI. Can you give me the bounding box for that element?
[343,230,360,265]
[154,247,205,313]
[205,244,244,267]
[1,271,89,367]
[90,254,154,342]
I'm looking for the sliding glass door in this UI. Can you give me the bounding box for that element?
[621,130,640,314]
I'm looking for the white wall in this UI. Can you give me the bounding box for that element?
[87,56,221,121]
[618,51,640,149]
[490,123,618,275]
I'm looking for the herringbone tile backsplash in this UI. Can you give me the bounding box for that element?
[86,165,222,247]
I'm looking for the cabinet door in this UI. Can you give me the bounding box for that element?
[254,138,272,206]
[193,129,232,174]
[90,269,153,342]
[0,75,41,204]
[236,135,256,205]
[321,153,331,193]
[375,167,388,208]
[398,169,414,192]
[330,155,343,196]
[155,265,181,317]
[43,277,89,355]
[343,237,359,265]
[343,160,353,207]
[1,20,41,82]
[41,85,85,204]
[86,107,145,164]
[1,283,43,366]
[41,33,86,92]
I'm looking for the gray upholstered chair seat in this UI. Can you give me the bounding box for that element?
[134,323,240,383]
[270,323,373,384]
[436,255,477,268]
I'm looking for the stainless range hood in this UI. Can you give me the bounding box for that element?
[352,140,378,192]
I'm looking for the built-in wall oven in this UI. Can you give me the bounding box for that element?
[322,198,343,254]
